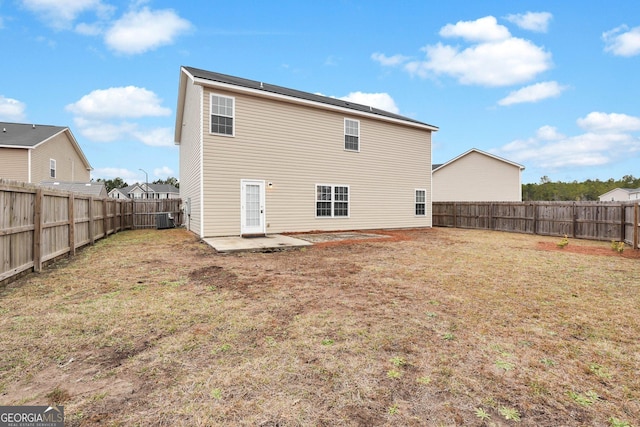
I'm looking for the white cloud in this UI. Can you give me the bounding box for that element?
[376,15,552,87]
[92,167,139,180]
[75,22,103,36]
[72,117,136,142]
[339,92,399,114]
[132,127,174,147]
[104,7,192,55]
[154,166,174,177]
[577,112,640,133]
[496,118,640,169]
[371,52,409,67]
[498,81,566,106]
[407,37,551,86]
[66,86,171,119]
[0,96,27,122]
[439,16,510,42]
[505,12,553,33]
[20,0,113,30]
[68,86,173,148]
[603,25,640,57]
[536,125,565,141]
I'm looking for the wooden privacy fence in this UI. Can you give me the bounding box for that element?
[0,180,182,284]
[433,201,640,249]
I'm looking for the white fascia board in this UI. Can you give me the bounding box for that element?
[191,76,438,132]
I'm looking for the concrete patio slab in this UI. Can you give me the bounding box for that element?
[203,234,313,253]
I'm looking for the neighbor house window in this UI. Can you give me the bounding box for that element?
[210,94,234,136]
[344,119,359,151]
[415,189,426,216]
[49,159,56,178]
[316,185,349,217]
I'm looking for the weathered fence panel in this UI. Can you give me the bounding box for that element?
[133,199,182,229]
[0,180,183,284]
[433,201,639,249]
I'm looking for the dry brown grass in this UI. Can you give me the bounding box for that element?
[1,227,639,426]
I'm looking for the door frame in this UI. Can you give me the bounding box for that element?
[240,179,266,236]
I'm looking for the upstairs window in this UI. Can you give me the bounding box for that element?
[210,94,234,136]
[316,185,349,218]
[49,159,56,178]
[415,189,426,216]
[344,119,359,151]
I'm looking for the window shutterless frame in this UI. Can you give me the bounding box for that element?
[49,159,56,178]
[316,184,350,218]
[415,189,426,216]
[344,118,360,152]
[210,93,235,136]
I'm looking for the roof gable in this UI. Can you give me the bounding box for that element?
[175,66,438,142]
[433,148,525,173]
[0,122,93,171]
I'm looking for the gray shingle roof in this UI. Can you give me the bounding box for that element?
[40,181,107,197]
[0,122,67,147]
[183,66,438,129]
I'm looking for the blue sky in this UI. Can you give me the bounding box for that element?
[1,0,640,184]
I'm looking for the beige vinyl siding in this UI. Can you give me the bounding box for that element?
[432,151,521,202]
[31,132,90,183]
[0,148,28,182]
[178,81,204,235]
[201,88,432,237]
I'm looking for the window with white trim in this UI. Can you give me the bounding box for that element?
[210,94,234,136]
[344,119,359,151]
[49,159,56,178]
[415,189,426,216]
[316,184,349,217]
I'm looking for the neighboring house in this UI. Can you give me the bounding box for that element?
[0,122,92,183]
[598,188,640,202]
[174,66,438,238]
[108,183,179,199]
[40,181,107,197]
[432,148,525,202]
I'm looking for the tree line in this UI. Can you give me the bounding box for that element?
[523,175,640,201]
[94,177,179,193]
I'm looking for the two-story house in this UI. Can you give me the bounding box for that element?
[0,122,92,184]
[174,66,438,237]
[108,183,179,199]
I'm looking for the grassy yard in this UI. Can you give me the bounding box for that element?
[0,227,639,426]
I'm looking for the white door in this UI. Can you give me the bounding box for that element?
[240,180,266,235]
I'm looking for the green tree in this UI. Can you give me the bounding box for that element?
[96,177,128,193]
[152,177,179,188]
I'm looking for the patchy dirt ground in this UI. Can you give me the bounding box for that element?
[1,228,639,426]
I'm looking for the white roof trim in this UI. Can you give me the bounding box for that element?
[433,148,525,173]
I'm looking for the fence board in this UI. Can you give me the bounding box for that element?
[433,201,639,248]
[0,179,182,285]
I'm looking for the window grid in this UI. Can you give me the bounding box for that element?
[344,119,359,151]
[49,159,56,178]
[211,94,234,136]
[415,189,426,216]
[316,185,349,217]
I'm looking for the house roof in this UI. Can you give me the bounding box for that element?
[432,148,525,173]
[598,187,640,198]
[175,66,438,142]
[0,122,93,171]
[40,181,107,197]
[117,183,179,195]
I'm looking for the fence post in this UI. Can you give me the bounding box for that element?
[33,188,43,272]
[103,198,108,236]
[453,202,457,228]
[572,202,577,238]
[620,204,625,243]
[633,203,640,249]
[88,197,95,245]
[532,202,538,235]
[68,193,75,256]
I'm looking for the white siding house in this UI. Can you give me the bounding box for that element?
[432,149,524,202]
[174,66,438,238]
[598,188,640,201]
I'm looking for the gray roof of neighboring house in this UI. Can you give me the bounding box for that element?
[0,122,67,147]
[117,183,179,195]
[40,181,107,197]
[182,66,439,129]
[432,164,443,170]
